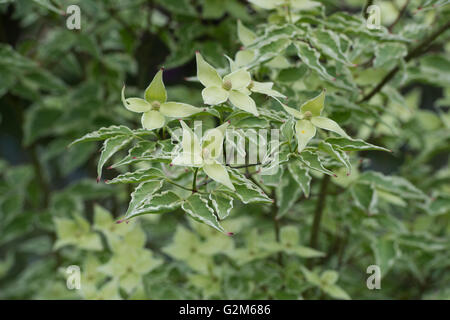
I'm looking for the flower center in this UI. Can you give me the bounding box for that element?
[247,81,254,90]
[222,80,232,91]
[303,111,312,120]
[202,148,210,159]
[151,101,161,111]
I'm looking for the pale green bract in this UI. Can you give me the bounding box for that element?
[171,120,235,191]
[121,69,202,130]
[276,90,351,152]
[196,52,259,116]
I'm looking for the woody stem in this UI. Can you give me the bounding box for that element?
[192,167,199,193]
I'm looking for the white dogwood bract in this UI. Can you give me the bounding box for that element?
[196,52,259,116]
[172,120,235,191]
[277,90,350,152]
[121,69,202,130]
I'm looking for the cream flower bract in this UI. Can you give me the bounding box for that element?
[196,52,259,117]
[172,120,235,191]
[277,90,350,152]
[121,69,202,130]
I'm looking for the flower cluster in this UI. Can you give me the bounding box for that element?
[121,50,350,190]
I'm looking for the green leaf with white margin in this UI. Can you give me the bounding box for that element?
[374,43,407,69]
[128,190,183,217]
[160,102,202,118]
[182,193,225,233]
[209,193,234,220]
[196,52,222,87]
[325,137,391,152]
[359,171,427,200]
[318,141,351,175]
[311,116,350,138]
[295,119,316,152]
[97,135,132,181]
[70,126,133,147]
[106,168,163,184]
[126,180,164,218]
[276,170,302,218]
[377,189,407,207]
[298,151,334,176]
[281,117,295,140]
[225,169,273,204]
[144,69,167,103]
[294,41,335,81]
[237,20,256,46]
[287,160,312,197]
[254,38,291,66]
[370,238,401,278]
[309,29,353,66]
[351,182,378,214]
[109,140,158,168]
[300,90,325,117]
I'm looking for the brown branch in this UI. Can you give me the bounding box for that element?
[359,21,450,103]
[388,0,411,32]
[309,175,330,250]
[29,144,50,208]
[271,189,283,266]
[362,0,374,19]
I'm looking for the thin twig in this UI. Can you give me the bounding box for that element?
[29,144,50,208]
[359,21,450,103]
[271,190,283,266]
[362,0,374,19]
[226,162,262,169]
[192,167,199,193]
[388,0,411,32]
[165,178,205,194]
[309,175,330,250]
